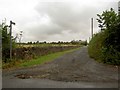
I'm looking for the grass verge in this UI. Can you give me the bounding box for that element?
[3,47,80,69]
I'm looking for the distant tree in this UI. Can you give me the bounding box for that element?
[70,40,79,45]
[51,42,56,44]
[43,41,46,44]
[27,42,32,44]
[33,42,36,44]
[58,41,61,44]
[36,41,39,44]
[79,40,87,46]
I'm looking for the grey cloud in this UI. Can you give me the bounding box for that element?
[35,2,98,35]
[27,23,63,35]
[23,1,118,42]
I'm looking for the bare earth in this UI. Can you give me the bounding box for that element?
[3,46,118,88]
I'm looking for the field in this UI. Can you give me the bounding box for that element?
[2,44,82,69]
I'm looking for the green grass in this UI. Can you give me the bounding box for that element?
[18,47,80,68]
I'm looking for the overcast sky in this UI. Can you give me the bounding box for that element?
[0,0,119,42]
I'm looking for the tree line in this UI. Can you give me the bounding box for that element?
[23,40,87,45]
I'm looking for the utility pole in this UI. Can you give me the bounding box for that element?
[91,18,94,38]
[9,21,15,60]
[19,31,23,47]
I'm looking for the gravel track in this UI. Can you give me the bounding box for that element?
[3,46,118,88]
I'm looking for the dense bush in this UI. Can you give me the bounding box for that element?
[88,32,104,61]
[88,8,120,65]
[88,32,120,65]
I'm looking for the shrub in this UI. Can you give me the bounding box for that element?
[88,8,120,65]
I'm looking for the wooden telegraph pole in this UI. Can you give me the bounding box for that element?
[91,18,93,38]
[9,21,15,60]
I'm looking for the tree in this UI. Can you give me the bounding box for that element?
[27,42,32,44]
[97,8,118,31]
[36,41,39,44]
[97,8,120,50]
[1,22,16,62]
[96,8,120,64]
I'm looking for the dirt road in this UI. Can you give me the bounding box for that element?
[3,46,118,88]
